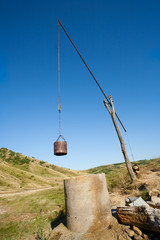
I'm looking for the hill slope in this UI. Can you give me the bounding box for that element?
[87,157,160,206]
[0,148,160,240]
[0,148,82,239]
[0,148,80,193]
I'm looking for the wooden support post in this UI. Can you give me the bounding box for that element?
[104,96,136,181]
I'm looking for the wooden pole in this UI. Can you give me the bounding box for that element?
[104,95,136,181]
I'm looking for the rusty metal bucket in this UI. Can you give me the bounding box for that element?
[54,135,67,156]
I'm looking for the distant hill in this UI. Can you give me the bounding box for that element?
[0,148,80,192]
[86,157,160,193]
[1,147,160,193]
[87,158,160,174]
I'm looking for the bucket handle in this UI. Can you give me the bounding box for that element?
[56,134,66,142]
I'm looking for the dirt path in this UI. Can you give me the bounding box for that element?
[0,187,56,198]
[110,192,129,207]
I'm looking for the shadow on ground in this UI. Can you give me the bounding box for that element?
[51,211,66,229]
[51,209,118,230]
[112,209,118,219]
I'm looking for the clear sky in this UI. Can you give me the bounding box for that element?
[0,0,160,170]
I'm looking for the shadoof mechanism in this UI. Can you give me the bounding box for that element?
[53,20,137,181]
[54,20,126,157]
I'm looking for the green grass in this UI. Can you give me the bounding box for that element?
[86,162,130,192]
[0,188,65,240]
[40,160,46,165]
[0,148,160,239]
[0,148,80,192]
[0,147,81,240]
[4,155,30,166]
[86,158,160,192]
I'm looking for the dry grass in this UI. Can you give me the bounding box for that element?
[86,158,160,204]
[0,148,80,193]
[0,188,65,239]
[0,148,81,239]
[0,148,160,239]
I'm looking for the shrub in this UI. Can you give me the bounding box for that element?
[0,148,8,153]
[5,158,12,163]
[40,161,45,165]
[9,151,15,157]
[140,189,150,201]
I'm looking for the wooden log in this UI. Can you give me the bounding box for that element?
[147,201,160,209]
[117,205,160,233]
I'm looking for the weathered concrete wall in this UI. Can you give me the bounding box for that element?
[64,173,111,233]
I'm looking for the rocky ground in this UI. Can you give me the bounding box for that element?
[47,217,160,240]
[47,185,160,240]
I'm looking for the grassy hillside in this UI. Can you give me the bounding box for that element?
[87,158,160,196]
[0,148,160,239]
[0,148,81,240]
[0,147,80,192]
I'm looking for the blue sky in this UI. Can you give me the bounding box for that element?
[0,0,160,170]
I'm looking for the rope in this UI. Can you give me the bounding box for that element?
[58,21,61,136]
[56,134,66,142]
[126,132,135,162]
[59,109,61,136]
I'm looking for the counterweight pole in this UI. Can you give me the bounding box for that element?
[58,20,126,132]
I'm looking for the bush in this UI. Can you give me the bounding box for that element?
[9,151,15,157]
[5,158,12,163]
[20,157,31,165]
[140,189,150,201]
[0,148,8,153]
[40,161,45,165]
